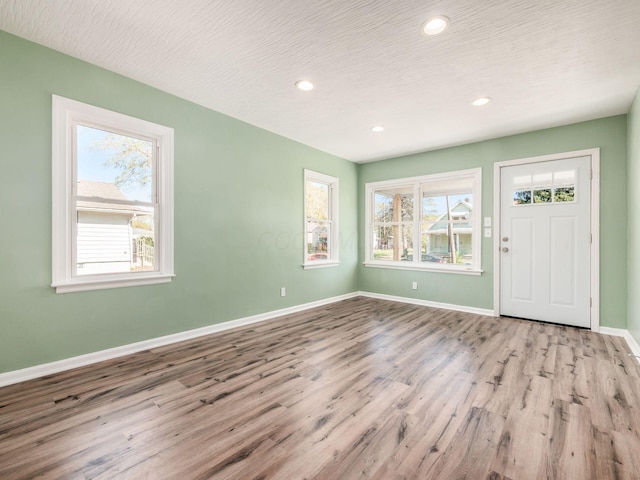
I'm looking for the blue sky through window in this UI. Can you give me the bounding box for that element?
[375,192,472,221]
[77,125,152,202]
[423,194,472,219]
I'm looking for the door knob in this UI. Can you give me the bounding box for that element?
[502,247,509,252]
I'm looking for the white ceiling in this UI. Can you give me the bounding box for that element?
[2,0,640,163]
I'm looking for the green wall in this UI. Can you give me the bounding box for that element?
[0,31,358,373]
[0,30,633,374]
[358,116,629,328]
[628,89,640,344]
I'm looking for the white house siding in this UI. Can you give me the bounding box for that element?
[76,211,132,275]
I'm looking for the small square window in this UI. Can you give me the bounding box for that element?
[513,189,532,205]
[554,186,575,202]
[533,189,552,203]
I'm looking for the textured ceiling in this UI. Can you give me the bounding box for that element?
[1,0,640,162]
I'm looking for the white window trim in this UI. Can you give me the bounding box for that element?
[303,169,339,269]
[52,95,174,293]
[364,167,482,275]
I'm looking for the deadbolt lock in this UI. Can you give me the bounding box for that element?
[502,236,509,242]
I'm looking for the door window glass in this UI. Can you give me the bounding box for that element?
[512,169,576,206]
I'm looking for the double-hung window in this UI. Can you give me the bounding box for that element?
[304,169,339,268]
[365,168,482,274]
[52,95,174,293]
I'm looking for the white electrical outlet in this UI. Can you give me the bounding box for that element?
[412,281,418,290]
[280,287,286,297]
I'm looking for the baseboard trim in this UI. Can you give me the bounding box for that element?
[8,291,618,388]
[0,292,360,388]
[600,327,640,365]
[357,291,495,317]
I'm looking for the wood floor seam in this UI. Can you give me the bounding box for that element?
[0,297,639,479]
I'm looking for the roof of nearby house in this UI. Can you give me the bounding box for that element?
[78,180,128,200]
[77,180,151,215]
[427,200,473,234]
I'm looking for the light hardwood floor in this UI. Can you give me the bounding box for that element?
[1,297,639,479]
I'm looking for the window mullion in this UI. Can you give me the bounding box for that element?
[414,183,420,264]
[70,123,79,278]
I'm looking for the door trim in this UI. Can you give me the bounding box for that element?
[492,148,600,331]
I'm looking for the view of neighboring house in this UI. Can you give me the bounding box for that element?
[76,180,154,275]
[426,199,473,262]
[306,222,328,256]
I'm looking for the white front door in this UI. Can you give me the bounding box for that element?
[499,156,591,328]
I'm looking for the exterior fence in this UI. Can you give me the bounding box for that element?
[133,237,154,268]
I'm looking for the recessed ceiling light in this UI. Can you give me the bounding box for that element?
[422,16,450,36]
[472,97,492,106]
[295,80,314,91]
[371,125,384,133]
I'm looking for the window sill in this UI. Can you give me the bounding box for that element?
[303,261,340,270]
[363,261,482,276]
[52,273,175,294]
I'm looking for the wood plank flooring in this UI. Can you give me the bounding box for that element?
[1,297,639,479]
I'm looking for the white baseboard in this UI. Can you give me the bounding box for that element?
[0,292,360,388]
[599,327,640,365]
[357,291,495,316]
[7,291,611,388]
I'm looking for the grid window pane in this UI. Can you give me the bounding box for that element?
[77,124,153,202]
[554,186,575,202]
[373,224,413,261]
[306,220,331,261]
[533,189,552,203]
[514,190,532,205]
[305,181,329,220]
[422,193,473,265]
[374,187,413,223]
[75,124,156,276]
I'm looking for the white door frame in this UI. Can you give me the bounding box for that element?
[493,148,600,331]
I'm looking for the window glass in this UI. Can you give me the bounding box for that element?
[373,187,414,223]
[422,194,473,265]
[306,221,331,260]
[554,186,575,202]
[514,189,532,205]
[52,95,174,293]
[365,168,481,272]
[513,168,576,206]
[533,189,552,203]
[76,125,153,201]
[371,185,414,262]
[75,125,156,276]
[304,170,338,266]
[372,224,413,261]
[305,181,329,220]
